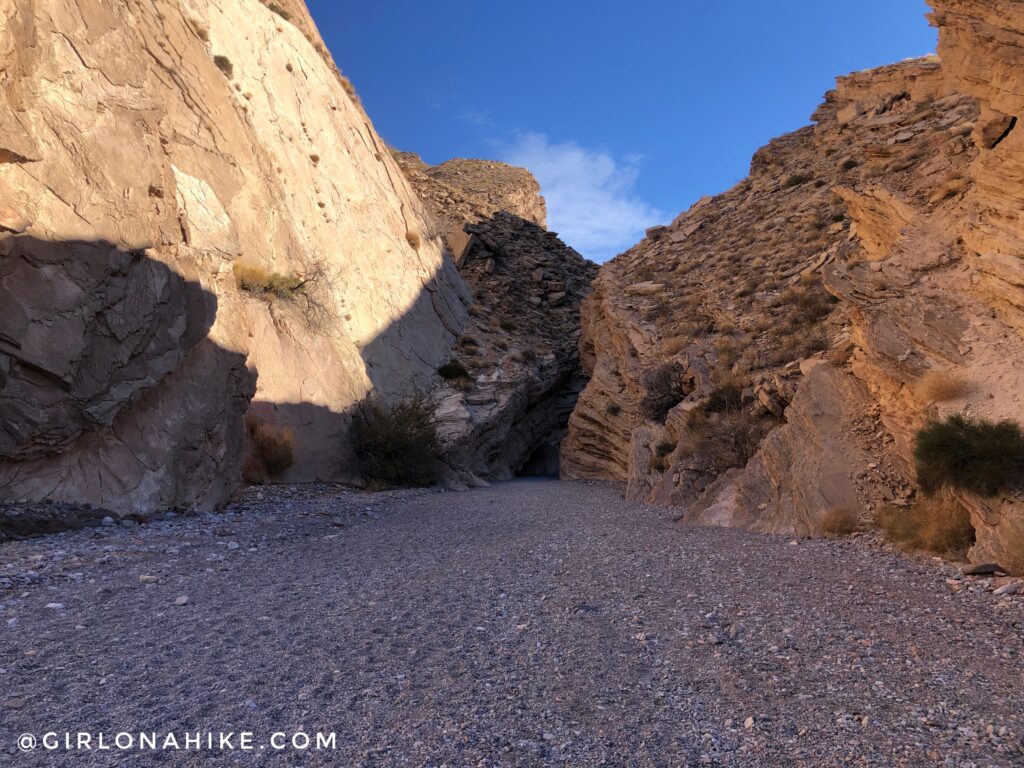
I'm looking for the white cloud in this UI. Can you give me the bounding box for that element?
[496,132,664,262]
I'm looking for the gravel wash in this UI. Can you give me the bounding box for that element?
[1,479,1022,767]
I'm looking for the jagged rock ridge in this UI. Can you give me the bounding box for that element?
[396,153,597,479]
[563,0,1024,572]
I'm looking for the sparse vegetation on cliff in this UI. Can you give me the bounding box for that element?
[213,54,234,78]
[233,259,334,330]
[914,415,1024,497]
[350,395,442,487]
[914,371,971,402]
[640,362,685,422]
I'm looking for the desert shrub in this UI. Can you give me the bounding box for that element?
[606,403,622,416]
[663,335,690,357]
[437,360,469,380]
[640,362,685,422]
[914,371,970,402]
[819,507,859,537]
[265,1,292,20]
[405,230,422,250]
[518,348,537,364]
[683,409,772,473]
[704,382,744,414]
[784,173,813,188]
[500,320,517,332]
[651,439,677,472]
[213,54,233,78]
[243,414,295,484]
[841,158,860,171]
[350,395,441,487]
[792,289,838,326]
[914,415,1024,497]
[831,212,846,223]
[874,495,975,556]
[233,261,302,299]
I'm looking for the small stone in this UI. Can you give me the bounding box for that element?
[45,602,64,610]
[101,516,115,526]
[993,581,1021,596]
[744,716,754,729]
[173,596,189,606]
[227,541,240,550]
[2,698,25,709]
[139,575,159,584]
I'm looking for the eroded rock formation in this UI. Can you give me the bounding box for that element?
[0,0,470,510]
[396,153,597,479]
[563,1,1024,571]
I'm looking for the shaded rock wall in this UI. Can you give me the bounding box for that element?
[396,153,596,479]
[0,0,469,510]
[563,3,1024,571]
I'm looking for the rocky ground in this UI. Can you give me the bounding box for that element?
[1,480,1022,767]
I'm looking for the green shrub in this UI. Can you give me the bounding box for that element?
[350,395,442,487]
[213,54,233,78]
[437,360,469,380]
[914,414,1024,497]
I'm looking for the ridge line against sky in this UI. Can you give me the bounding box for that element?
[308,0,938,261]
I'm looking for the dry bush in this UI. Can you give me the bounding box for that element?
[233,258,335,330]
[437,360,469,380]
[819,507,859,537]
[640,362,685,422]
[874,494,975,557]
[264,1,292,20]
[914,370,971,402]
[350,395,442,488]
[662,335,689,356]
[243,414,295,484]
[683,408,772,473]
[650,439,677,472]
[405,230,422,250]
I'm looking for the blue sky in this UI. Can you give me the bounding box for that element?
[307,1,937,261]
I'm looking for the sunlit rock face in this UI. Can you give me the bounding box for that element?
[0,0,470,510]
[562,1,1024,571]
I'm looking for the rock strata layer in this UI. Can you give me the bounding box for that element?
[563,0,1024,572]
[396,153,597,479]
[0,0,470,510]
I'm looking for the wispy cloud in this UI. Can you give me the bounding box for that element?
[496,132,664,262]
[456,110,495,129]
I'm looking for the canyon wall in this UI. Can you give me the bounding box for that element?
[563,0,1024,570]
[396,153,597,479]
[0,0,470,511]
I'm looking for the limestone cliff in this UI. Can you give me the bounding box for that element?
[563,1,1024,571]
[0,0,470,511]
[396,153,597,478]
